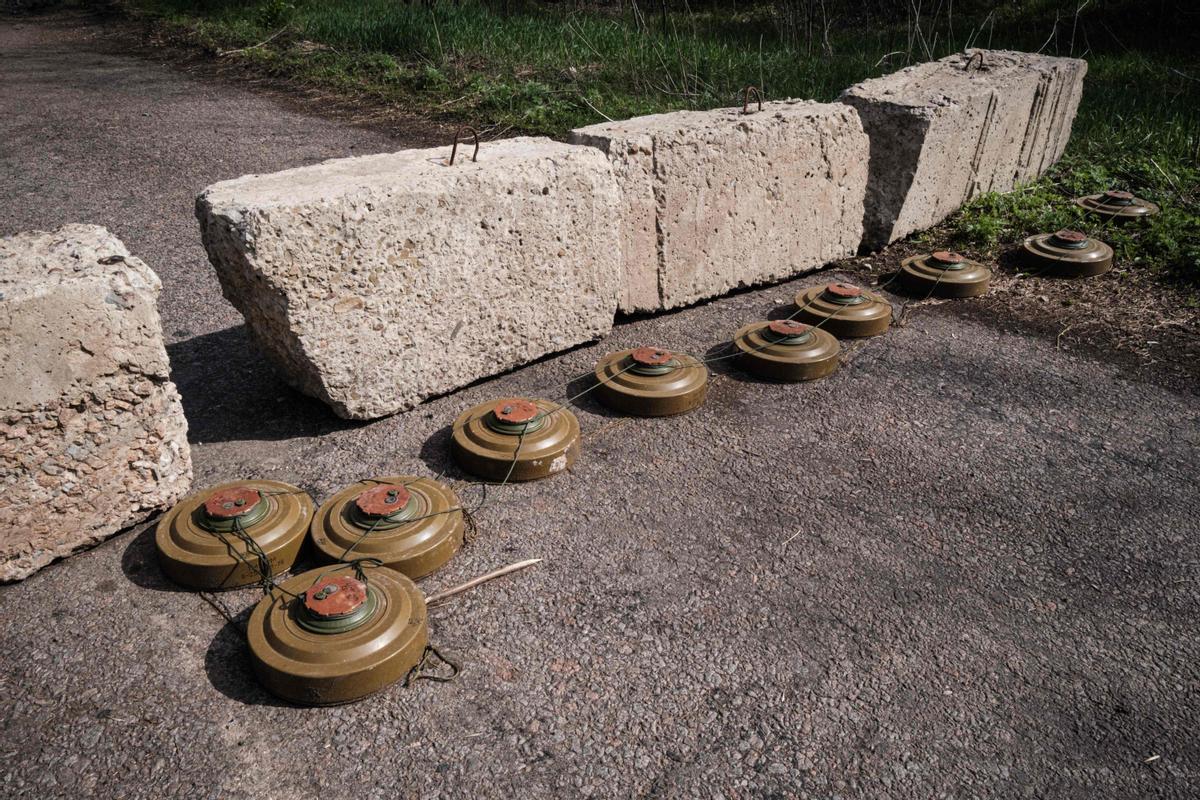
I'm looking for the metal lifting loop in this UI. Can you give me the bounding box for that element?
[741,86,763,115]
[963,51,984,71]
[448,125,480,166]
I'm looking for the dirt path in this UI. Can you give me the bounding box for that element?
[2,14,1198,800]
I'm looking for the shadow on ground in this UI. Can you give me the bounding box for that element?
[167,325,359,444]
[418,423,465,481]
[564,373,622,419]
[120,522,189,593]
[702,341,761,381]
[204,616,293,708]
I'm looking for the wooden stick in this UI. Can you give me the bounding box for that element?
[425,558,542,606]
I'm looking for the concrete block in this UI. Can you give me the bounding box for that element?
[197,137,621,420]
[571,100,868,313]
[841,49,1087,249]
[0,225,192,581]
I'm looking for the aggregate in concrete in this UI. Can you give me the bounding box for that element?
[197,137,622,419]
[570,100,867,314]
[1,16,1198,800]
[842,49,1086,249]
[0,223,191,580]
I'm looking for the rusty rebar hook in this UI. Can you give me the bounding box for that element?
[448,126,480,166]
[963,51,985,71]
[741,86,763,115]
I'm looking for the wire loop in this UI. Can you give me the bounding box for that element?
[741,85,763,114]
[404,644,460,686]
[448,126,480,166]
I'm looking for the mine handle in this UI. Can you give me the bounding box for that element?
[741,86,763,115]
[963,51,984,71]
[448,126,480,166]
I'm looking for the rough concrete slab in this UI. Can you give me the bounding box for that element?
[0,224,191,580]
[197,138,621,420]
[842,49,1086,249]
[571,101,867,313]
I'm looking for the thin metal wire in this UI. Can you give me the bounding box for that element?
[404,644,460,685]
[310,556,385,588]
[661,270,906,370]
[449,271,899,424]
[484,269,913,439]
[199,590,244,632]
[197,257,966,655]
[195,513,303,602]
[499,283,858,411]
[234,261,959,599]
[328,428,530,568]
[449,273,895,422]
[883,260,956,325]
[336,516,384,562]
[524,361,641,424]
[231,516,304,600]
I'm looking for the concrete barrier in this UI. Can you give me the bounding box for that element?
[193,50,1084,419]
[197,137,622,420]
[0,225,192,581]
[571,100,869,313]
[841,49,1087,249]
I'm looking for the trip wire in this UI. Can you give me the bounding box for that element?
[206,261,956,605]
[404,644,461,685]
[433,267,939,522]
[327,428,530,567]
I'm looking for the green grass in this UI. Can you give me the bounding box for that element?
[129,0,899,131]
[943,51,1199,285]
[110,0,1198,284]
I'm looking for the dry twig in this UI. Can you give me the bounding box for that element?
[218,27,289,57]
